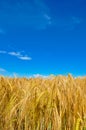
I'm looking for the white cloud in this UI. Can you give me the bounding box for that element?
[18,56,32,60]
[8,52,21,57]
[0,50,32,61]
[29,74,55,79]
[32,74,49,78]
[8,51,32,61]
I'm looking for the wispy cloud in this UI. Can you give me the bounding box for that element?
[0,67,6,72]
[0,0,82,31]
[0,50,32,61]
[0,50,7,54]
[53,16,82,30]
[0,0,52,30]
[71,16,82,24]
[0,29,5,34]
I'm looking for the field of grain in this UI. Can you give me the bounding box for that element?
[0,74,86,130]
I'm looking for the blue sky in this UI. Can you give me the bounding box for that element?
[0,0,86,77]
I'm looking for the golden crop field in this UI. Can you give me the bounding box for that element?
[0,74,86,130]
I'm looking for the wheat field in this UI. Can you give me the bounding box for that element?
[0,74,86,130]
